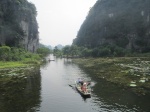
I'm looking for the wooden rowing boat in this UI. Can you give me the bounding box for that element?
[75,81,91,96]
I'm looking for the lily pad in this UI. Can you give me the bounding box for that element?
[130,84,137,87]
[139,79,145,83]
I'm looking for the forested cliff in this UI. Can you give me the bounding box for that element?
[0,0,39,52]
[74,0,150,54]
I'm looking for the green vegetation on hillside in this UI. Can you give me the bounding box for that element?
[0,46,40,61]
[54,45,150,58]
[37,46,52,57]
[73,0,150,56]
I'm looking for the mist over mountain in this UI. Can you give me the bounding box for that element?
[55,44,64,50]
[47,45,53,50]
[39,44,64,50]
[73,0,150,53]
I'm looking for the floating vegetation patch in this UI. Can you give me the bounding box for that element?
[73,57,150,95]
[130,81,137,87]
[0,66,39,84]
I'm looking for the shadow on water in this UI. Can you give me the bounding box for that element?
[0,67,41,112]
[79,93,91,102]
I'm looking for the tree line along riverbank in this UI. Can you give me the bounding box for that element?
[0,46,51,68]
[73,57,150,96]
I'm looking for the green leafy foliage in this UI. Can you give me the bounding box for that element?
[79,47,92,57]
[55,44,133,58]
[37,47,51,57]
[0,46,11,61]
[0,46,40,61]
[62,45,70,58]
[53,46,63,57]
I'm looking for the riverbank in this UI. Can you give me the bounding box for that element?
[73,57,150,96]
[0,60,41,69]
[0,60,41,82]
[0,60,41,103]
[0,65,41,112]
[0,59,42,89]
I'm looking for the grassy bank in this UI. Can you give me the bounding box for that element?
[0,46,51,69]
[0,60,41,94]
[0,60,41,83]
[0,46,50,101]
[73,57,150,95]
[0,61,27,69]
[0,59,41,69]
[0,57,43,84]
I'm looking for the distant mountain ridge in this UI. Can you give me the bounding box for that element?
[73,0,150,53]
[39,44,63,50]
[56,44,64,50]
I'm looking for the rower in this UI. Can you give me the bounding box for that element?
[81,82,87,92]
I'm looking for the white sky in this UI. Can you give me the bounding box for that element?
[28,0,97,47]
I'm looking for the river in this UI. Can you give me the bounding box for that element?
[0,55,150,112]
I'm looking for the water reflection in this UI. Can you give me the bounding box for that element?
[80,94,91,102]
[91,77,150,112]
[70,86,91,102]
[74,61,150,112]
[4,55,148,112]
[0,67,41,112]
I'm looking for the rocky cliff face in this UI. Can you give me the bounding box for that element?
[74,0,150,53]
[20,18,39,52]
[0,0,39,52]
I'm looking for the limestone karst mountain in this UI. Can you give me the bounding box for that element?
[74,0,150,53]
[0,0,39,52]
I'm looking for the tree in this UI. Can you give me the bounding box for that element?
[62,45,70,58]
[70,45,79,57]
[37,47,51,57]
[0,46,11,61]
[53,46,62,57]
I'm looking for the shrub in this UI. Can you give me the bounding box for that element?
[0,46,11,61]
[37,47,51,57]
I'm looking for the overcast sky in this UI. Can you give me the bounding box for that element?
[28,0,97,47]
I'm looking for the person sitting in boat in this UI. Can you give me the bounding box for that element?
[81,82,87,92]
[78,78,83,85]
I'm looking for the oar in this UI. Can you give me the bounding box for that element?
[68,80,76,87]
[69,84,73,87]
[68,83,76,88]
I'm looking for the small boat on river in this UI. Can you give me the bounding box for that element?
[75,80,91,96]
[48,59,55,62]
